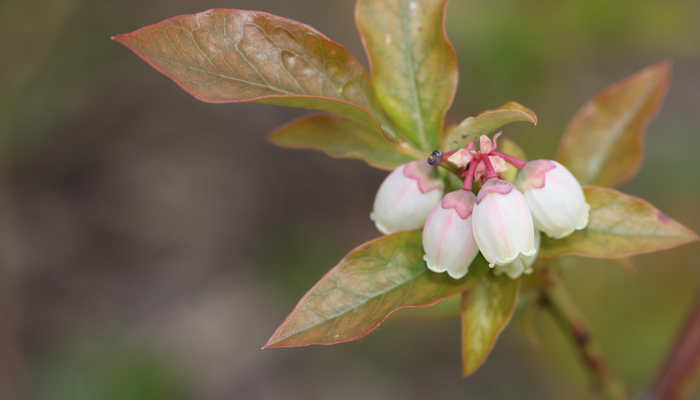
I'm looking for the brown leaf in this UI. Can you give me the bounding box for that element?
[556,62,671,187]
[114,9,395,140]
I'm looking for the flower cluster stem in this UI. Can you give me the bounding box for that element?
[461,159,478,191]
[541,274,629,400]
[491,151,526,169]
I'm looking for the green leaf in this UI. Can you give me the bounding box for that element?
[268,113,419,170]
[444,102,537,151]
[264,231,489,348]
[113,9,395,140]
[498,137,527,183]
[539,186,699,259]
[556,62,671,187]
[461,273,520,376]
[356,0,458,151]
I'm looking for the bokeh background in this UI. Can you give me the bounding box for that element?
[2,0,700,399]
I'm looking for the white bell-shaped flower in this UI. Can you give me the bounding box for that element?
[370,161,444,234]
[494,231,541,279]
[422,190,479,279]
[514,160,590,239]
[473,178,536,267]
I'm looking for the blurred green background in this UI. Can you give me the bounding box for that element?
[1,0,700,399]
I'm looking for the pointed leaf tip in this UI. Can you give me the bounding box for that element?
[115,8,394,140]
[557,61,672,187]
[539,186,698,259]
[461,274,520,376]
[444,102,537,151]
[265,231,489,348]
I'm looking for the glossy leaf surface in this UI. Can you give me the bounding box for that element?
[265,231,489,348]
[539,186,698,259]
[461,274,520,376]
[557,62,671,187]
[444,102,537,151]
[114,9,394,139]
[356,0,457,151]
[268,113,418,170]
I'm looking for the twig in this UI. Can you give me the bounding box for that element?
[541,273,629,400]
[648,285,700,400]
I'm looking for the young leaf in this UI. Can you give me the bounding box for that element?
[264,231,489,348]
[268,113,419,170]
[461,274,520,376]
[539,186,699,259]
[356,0,458,151]
[113,9,395,140]
[444,102,537,151]
[556,62,671,187]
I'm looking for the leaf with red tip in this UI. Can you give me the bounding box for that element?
[264,231,489,348]
[268,113,419,170]
[356,0,457,151]
[444,102,537,151]
[556,62,671,187]
[461,274,520,376]
[113,9,395,140]
[539,186,699,259]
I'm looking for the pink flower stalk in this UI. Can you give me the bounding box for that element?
[514,160,590,239]
[494,231,541,279]
[473,178,536,267]
[422,190,479,279]
[370,161,444,234]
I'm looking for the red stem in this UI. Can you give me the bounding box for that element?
[461,159,478,191]
[482,155,497,180]
[650,286,700,400]
[491,151,527,169]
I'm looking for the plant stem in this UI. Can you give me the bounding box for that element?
[648,285,700,400]
[541,274,629,400]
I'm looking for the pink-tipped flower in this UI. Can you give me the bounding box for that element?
[514,160,590,239]
[473,178,536,267]
[494,231,541,279]
[370,161,444,234]
[422,190,479,279]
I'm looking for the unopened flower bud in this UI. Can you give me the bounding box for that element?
[473,178,536,267]
[371,161,444,234]
[422,190,478,279]
[514,160,590,239]
[494,231,541,279]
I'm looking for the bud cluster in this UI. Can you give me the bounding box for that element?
[371,134,590,279]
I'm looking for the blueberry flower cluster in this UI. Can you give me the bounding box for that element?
[371,134,590,279]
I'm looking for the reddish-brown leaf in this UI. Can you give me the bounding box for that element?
[264,231,489,348]
[114,9,395,140]
[557,62,671,187]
